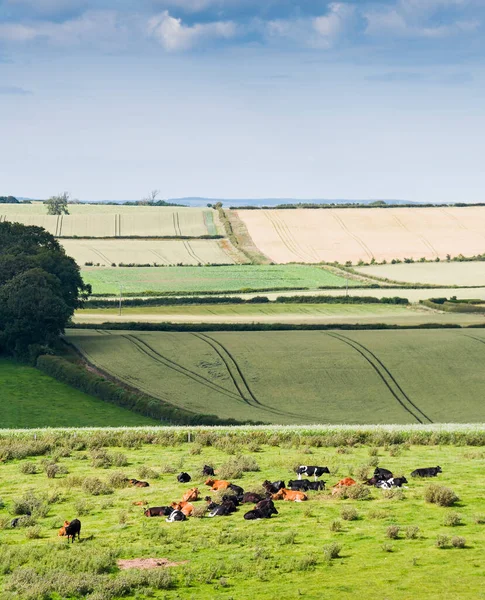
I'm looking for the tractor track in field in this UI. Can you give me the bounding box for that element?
[173,212,204,264]
[463,333,485,348]
[122,334,245,403]
[325,332,432,424]
[331,212,375,262]
[264,210,316,263]
[392,214,439,258]
[192,333,304,420]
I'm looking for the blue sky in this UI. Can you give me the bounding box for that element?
[1,0,484,202]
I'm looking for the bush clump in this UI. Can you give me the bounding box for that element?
[406,526,420,539]
[323,542,342,561]
[443,512,462,527]
[436,534,450,548]
[386,525,400,539]
[451,536,466,548]
[329,519,342,532]
[81,477,113,496]
[341,507,358,521]
[20,462,38,475]
[218,455,260,480]
[345,484,372,501]
[425,485,459,507]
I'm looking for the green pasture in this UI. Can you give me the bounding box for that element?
[65,329,485,425]
[0,433,484,599]
[0,359,157,428]
[81,265,362,295]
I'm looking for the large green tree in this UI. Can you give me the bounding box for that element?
[0,222,90,358]
[45,192,70,215]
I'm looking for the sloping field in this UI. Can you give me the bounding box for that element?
[237,207,485,263]
[0,359,157,427]
[0,206,219,237]
[66,329,485,424]
[82,265,359,294]
[61,239,242,266]
[357,262,485,286]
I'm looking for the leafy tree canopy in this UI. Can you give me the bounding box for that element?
[45,192,70,215]
[0,196,19,203]
[0,222,90,359]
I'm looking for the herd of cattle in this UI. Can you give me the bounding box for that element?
[56,464,443,538]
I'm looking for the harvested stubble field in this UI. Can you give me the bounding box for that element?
[82,264,357,295]
[236,207,485,264]
[0,206,219,237]
[66,329,485,425]
[74,302,485,326]
[0,428,484,600]
[357,262,485,287]
[62,239,244,267]
[0,360,157,428]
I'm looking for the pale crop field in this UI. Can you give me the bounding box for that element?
[236,207,485,263]
[66,328,485,425]
[357,262,485,286]
[61,239,242,266]
[0,205,220,237]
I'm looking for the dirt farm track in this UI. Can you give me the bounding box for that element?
[236,207,485,263]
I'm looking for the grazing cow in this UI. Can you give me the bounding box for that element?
[287,479,310,491]
[171,501,194,516]
[202,465,215,477]
[244,499,278,520]
[128,479,149,488]
[205,478,230,491]
[296,466,330,481]
[177,472,191,483]
[262,480,285,494]
[58,519,81,543]
[374,467,393,481]
[144,506,173,517]
[182,487,200,502]
[166,510,186,522]
[411,466,442,478]
[241,492,265,504]
[272,488,307,502]
[306,480,326,491]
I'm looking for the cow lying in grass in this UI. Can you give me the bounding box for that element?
[244,499,278,520]
[262,480,285,494]
[181,488,200,502]
[272,488,307,502]
[177,472,191,483]
[170,501,194,516]
[332,477,357,495]
[411,466,442,477]
[166,509,186,522]
[288,479,325,492]
[144,506,173,517]
[58,519,81,543]
[128,478,149,488]
[205,478,230,491]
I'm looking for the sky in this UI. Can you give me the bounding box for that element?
[0,0,484,202]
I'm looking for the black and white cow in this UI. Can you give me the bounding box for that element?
[411,466,442,478]
[376,476,408,489]
[166,509,186,522]
[296,466,330,481]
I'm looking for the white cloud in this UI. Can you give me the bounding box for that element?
[148,10,236,51]
[313,2,355,37]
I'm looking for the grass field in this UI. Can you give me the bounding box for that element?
[357,262,485,286]
[0,205,220,237]
[66,329,485,425]
[61,239,244,267]
[81,265,361,295]
[74,302,485,326]
[236,207,485,263]
[0,359,157,428]
[0,430,484,599]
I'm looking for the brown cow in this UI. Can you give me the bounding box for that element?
[332,477,357,495]
[272,488,308,502]
[204,478,230,491]
[182,487,200,502]
[171,501,194,516]
[132,500,148,506]
[128,479,149,488]
[58,519,81,542]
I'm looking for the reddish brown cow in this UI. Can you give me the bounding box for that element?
[272,488,308,502]
[204,478,230,491]
[182,487,200,502]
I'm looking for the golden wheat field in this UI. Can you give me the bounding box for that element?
[236,207,485,263]
[60,239,245,266]
[0,205,219,237]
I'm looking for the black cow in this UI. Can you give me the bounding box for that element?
[222,493,240,506]
[374,467,393,481]
[296,466,330,481]
[202,465,215,476]
[228,483,244,500]
[64,519,81,543]
[288,479,310,491]
[144,506,173,517]
[166,510,186,522]
[208,499,238,517]
[242,492,265,504]
[10,518,20,528]
[244,499,278,520]
[306,480,326,491]
[411,466,442,478]
[177,472,191,483]
[262,480,285,494]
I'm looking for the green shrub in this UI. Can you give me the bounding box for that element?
[443,512,462,527]
[406,526,420,539]
[281,531,297,545]
[137,465,159,480]
[341,506,358,521]
[189,443,202,456]
[436,534,450,548]
[20,462,38,475]
[323,543,341,561]
[425,485,459,507]
[329,520,342,532]
[45,463,61,478]
[381,488,404,501]
[355,464,370,481]
[346,484,371,501]
[74,499,94,516]
[25,525,41,540]
[473,514,485,524]
[368,509,389,520]
[82,477,113,496]
[218,455,260,479]
[107,471,129,489]
[382,543,394,552]
[386,525,400,539]
[451,536,466,548]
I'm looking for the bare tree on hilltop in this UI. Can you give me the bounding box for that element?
[139,189,160,205]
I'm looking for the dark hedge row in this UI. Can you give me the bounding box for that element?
[36,355,261,426]
[422,299,485,314]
